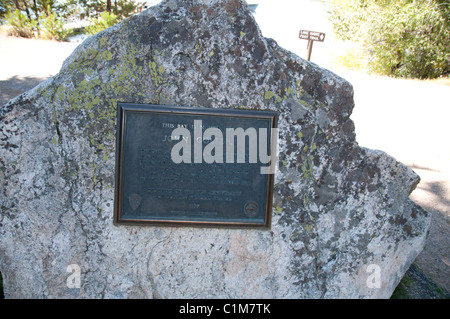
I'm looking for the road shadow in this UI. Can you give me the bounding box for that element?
[1,75,49,106]
[406,163,450,296]
[409,163,441,173]
[408,163,450,214]
[417,180,450,213]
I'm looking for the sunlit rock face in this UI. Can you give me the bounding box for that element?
[0,0,429,298]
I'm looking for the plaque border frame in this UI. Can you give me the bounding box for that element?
[114,103,277,229]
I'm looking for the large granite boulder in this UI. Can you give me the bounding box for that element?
[0,0,430,298]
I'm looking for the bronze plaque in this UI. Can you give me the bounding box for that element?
[114,103,277,228]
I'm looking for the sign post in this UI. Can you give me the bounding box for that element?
[299,30,325,61]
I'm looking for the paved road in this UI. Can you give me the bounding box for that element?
[0,34,79,105]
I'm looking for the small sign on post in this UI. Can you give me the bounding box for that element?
[299,30,326,61]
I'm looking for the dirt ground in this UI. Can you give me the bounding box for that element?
[0,32,449,298]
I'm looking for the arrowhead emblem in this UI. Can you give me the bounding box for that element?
[128,193,142,211]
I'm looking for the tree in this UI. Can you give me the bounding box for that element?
[63,0,141,20]
[0,1,11,21]
[327,0,450,79]
[2,0,143,39]
[84,0,142,35]
[85,10,118,35]
[2,0,69,39]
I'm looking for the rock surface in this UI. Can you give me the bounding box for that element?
[0,0,430,298]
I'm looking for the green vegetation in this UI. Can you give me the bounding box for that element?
[4,8,37,38]
[391,272,415,299]
[0,0,143,41]
[391,264,450,299]
[85,11,119,36]
[327,0,450,79]
[41,8,70,40]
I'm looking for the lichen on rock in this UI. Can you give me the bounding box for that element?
[0,0,430,298]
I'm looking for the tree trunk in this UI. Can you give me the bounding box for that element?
[13,0,21,11]
[32,0,40,36]
[107,0,112,13]
[21,0,33,21]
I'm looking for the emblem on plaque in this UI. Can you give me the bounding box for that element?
[244,201,259,218]
[128,193,142,211]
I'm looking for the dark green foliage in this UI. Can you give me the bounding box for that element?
[1,0,143,40]
[63,0,142,20]
[328,0,450,79]
[85,11,119,35]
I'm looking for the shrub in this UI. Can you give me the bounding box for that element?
[85,11,119,36]
[5,9,37,38]
[41,10,69,41]
[328,0,450,79]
